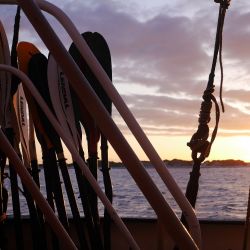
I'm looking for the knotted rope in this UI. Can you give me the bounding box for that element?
[176,2,231,240]
[187,0,230,163]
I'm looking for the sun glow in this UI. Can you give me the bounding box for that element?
[211,136,250,162]
[106,135,250,163]
[36,131,250,164]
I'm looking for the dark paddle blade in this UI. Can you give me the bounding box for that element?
[90,32,113,250]
[69,31,113,250]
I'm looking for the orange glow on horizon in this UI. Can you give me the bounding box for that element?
[35,134,250,164]
[107,135,250,163]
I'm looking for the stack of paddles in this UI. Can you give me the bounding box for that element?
[0,6,113,249]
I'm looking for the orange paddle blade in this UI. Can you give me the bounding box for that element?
[17,41,40,73]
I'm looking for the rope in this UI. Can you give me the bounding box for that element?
[187,0,230,163]
[174,5,232,245]
[218,0,229,112]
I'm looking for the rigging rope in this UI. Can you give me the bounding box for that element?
[174,4,232,246]
[187,0,230,163]
[175,3,231,241]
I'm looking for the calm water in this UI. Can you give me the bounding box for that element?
[5,166,250,221]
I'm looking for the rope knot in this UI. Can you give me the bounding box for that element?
[202,86,214,100]
[187,121,210,160]
[195,141,210,162]
[188,82,218,163]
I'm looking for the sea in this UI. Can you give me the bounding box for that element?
[4,165,250,221]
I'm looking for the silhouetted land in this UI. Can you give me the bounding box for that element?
[108,159,250,168]
[32,159,250,168]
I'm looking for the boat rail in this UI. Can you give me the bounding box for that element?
[0,0,201,249]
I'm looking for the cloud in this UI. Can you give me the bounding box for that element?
[1,1,250,140]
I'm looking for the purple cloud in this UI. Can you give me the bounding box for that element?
[1,1,250,139]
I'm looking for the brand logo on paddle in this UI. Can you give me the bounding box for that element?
[20,96,25,126]
[59,72,69,109]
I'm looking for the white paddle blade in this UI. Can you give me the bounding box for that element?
[14,84,30,163]
[47,55,79,150]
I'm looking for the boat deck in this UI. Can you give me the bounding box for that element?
[1,217,246,250]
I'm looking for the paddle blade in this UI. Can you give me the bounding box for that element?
[47,54,80,150]
[13,84,30,163]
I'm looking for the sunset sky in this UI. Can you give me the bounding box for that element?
[1,0,250,162]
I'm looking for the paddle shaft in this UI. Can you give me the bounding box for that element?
[5,128,24,250]
[101,134,113,250]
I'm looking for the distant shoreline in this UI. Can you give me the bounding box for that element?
[108,159,250,168]
[5,159,248,168]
